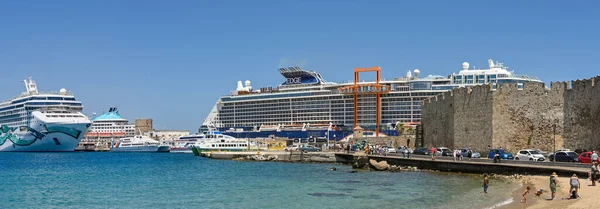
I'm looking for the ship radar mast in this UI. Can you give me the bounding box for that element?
[23,77,39,95]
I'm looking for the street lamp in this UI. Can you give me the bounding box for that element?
[326,130,330,148]
[553,123,556,162]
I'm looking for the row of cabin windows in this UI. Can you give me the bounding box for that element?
[211,144,247,147]
[46,115,85,118]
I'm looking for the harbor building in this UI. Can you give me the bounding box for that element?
[201,59,542,141]
[135,118,153,133]
[148,130,190,143]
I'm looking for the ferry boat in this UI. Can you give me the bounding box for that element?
[190,130,250,156]
[0,77,92,152]
[111,135,169,152]
[200,59,542,140]
[169,135,204,153]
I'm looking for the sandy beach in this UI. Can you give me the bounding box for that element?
[502,174,599,209]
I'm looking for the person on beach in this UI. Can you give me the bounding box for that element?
[591,165,598,186]
[430,146,436,160]
[569,174,580,199]
[549,172,558,200]
[483,174,489,194]
[521,186,530,203]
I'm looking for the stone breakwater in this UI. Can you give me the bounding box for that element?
[422,75,600,153]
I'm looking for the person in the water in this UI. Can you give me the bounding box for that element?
[483,174,489,194]
[521,186,530,203]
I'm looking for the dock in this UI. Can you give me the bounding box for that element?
[198,151,339,163]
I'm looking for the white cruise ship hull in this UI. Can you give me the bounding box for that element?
[0,121,90,152]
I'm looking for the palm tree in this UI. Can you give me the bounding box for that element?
[395,121,405,136]
[406,127,414,135]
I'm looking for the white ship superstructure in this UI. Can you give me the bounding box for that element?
[200,59,542,139]
[0,77,91,152]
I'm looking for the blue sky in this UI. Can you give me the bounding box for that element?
[1,0,598,133]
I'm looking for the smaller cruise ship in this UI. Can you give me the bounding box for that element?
[190,130,250,156]
[111,135,169,152]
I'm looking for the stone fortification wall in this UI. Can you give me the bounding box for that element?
[492,82,565,152]
[422,90,455,148]
[563,77,600,150]
[423,75,600,153]
[452,85,494,151]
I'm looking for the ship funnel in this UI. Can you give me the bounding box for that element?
[488,59,495,68]
[236,81,244,91]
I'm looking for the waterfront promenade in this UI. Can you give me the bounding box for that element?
[200,151,590,177]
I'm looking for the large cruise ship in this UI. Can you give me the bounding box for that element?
[200,59,542,140]
[0,77,91,152]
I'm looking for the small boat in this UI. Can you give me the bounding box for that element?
[111,135,169,152]
[190,130,251,156]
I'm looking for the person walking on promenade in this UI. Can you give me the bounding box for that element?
[467,148,473,161]
[569,174,580,199]
[549,172,559,200]
[406,147,411,159]
[453,149,457,161]
[483,174,489,194]
[592,151,598,166]
[430,146,436,160]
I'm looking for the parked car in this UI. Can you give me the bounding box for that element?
[298,145,321,152]
[487,149,514,160]
[395,146,412,154]
[460,148,480,158]
[574,149,588,155]
[284,144,301,151]
[412,147,430,155]
[534,149,548,157]
[578,152,600,164]
[515,149,545,161]
[381,146,396,153]
[548,151,579,162]
[436,147,453,156]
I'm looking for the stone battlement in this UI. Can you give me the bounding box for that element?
[422,75,600,153]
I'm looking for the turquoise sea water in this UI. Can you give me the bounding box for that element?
[0,153,518,209]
